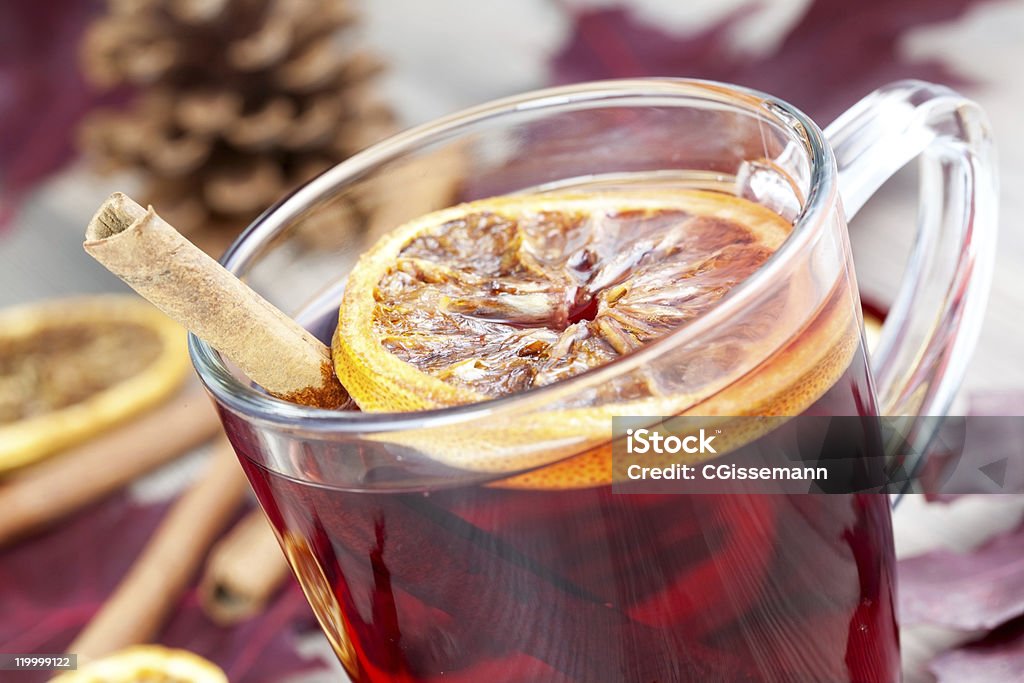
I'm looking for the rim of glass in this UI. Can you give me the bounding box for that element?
[189,78,838,433]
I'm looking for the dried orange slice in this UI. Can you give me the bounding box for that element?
[52,646,227,683]
[334,191,858,486]
[0,295,189,472]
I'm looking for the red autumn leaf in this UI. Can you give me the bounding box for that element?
[0,492,327,682]
[161,585,322,683]
[0,0,115,229]
[898,520,1024,631]
[930,617,1024,682]
[923,392,1024,502]
[551,0,998,122]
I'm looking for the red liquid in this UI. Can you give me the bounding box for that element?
[223,343,900,682]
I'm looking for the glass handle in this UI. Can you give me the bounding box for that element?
[825,80,998,418]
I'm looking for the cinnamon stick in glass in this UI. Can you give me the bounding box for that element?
[69,437,248,662]
[0,383,219,546]
[84,192,348,409]
[198,509,291,625]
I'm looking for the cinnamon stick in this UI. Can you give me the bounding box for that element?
[0,384,219,546]
[69,436,248,663]
[198,509,290,624]
[84,192,348,408]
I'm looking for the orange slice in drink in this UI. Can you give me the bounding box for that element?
[52,646,227,682]
[0,295,189,472]
[334,191,857,487]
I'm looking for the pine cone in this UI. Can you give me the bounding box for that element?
[79,0,398,251]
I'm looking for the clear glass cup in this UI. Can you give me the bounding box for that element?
[191,79,996,682]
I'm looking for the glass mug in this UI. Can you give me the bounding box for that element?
[191,80,996,682]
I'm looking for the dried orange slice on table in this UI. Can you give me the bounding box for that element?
[334,191,859,487]
[0,295,189,472]
[52,645,227,683]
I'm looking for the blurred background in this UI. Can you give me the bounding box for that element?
[2,1,1023,681]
